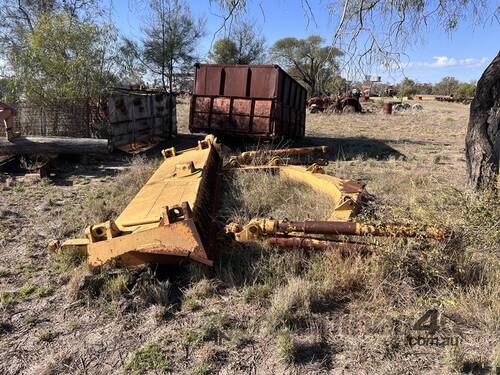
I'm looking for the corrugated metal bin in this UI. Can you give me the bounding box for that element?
[108,88,176,150]
[189,64,306,139]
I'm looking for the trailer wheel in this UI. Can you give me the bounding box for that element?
[342,105,356,114]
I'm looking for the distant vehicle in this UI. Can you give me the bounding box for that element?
[307,93,362,113]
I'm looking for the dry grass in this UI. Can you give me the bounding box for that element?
[182,278,218,311]
[0,99,498,374]
[219,169,334,225]
[267,277,316,331]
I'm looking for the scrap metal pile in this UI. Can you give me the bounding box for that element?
[50,136,451,268]
[307,94,363,114]
[435,96,473,105]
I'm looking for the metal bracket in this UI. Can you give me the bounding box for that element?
[85,219,121,243]
[161,147,176,159]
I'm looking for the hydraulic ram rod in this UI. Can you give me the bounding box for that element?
[275,221,450,240]
[237,146,328,163]
[227,219,451,242]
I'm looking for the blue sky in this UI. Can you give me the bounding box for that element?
[109,0,499,84]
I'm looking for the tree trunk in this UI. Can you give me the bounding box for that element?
[465,51,500,189]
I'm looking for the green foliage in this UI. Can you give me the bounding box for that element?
[189,363,212,375]
[35,287,54,298]
[266,277,315,330]
[243,284,272,304]
[277,331,295,363]
[181,313,231,348]
[399,78,417,97]
[414,82,434,95]
[0,268,11,278]
[323,75,348,95]
[454,83,476,99]
[18,283,37,298]
[51,248,86,274]
[0,282,54,308]
[433,76,460,96]
[11,12,113,106]
[0,292,17,307]
[209,20,266,64]
[270,35,342,96]
[125,343,172,373]
[209,38,239,63]
[116,40,147,85]
[37,329,56,342]
[0,77,21,103]
[102,272,131,300]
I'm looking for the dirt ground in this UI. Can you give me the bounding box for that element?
[0,98,498,374]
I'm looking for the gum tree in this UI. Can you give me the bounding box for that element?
[209,20,266,64]
[270,35,342,96]
[12,13,112,106]
[126,0,205,91]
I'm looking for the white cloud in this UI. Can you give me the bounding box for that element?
[408,56,489,69]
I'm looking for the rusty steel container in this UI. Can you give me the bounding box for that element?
[189,64,307,139]
[108,88,176,151]
[383,102,393,115]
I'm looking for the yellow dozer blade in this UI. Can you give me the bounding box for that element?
[50,137,221,268]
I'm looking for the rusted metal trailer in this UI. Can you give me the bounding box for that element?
[189,64,306,139]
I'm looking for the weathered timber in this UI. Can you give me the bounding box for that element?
[0,136,109,155]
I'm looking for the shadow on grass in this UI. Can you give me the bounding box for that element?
[296,136,405,161]
[293,340,339,367]
[461,361,493,375]
[202,133,405,161]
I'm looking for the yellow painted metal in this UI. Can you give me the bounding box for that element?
[227,219,450,243]
[87,219,209,267]
[54,138,219,268]
[236,146,329,164]
[113,143,212,233]
[48,238,89,256]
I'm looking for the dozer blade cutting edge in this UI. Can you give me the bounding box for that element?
[49,136,221,268]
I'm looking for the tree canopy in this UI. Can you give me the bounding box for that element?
[10,12,113,105]
[208,21,266,64]
[126,0,205,91]
[454,83,476,100]
[398,78,417,97]
[434,76,461,96]
[270,35,342,96]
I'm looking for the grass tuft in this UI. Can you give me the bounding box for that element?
[277,330,296,364]
[243,284,273,305]
[124,342,171,374]
[267,277,315,331]
[219,169,333,226]
[102,272,131,300]
[0,268,11,278]
[182,279,218,311]
[51,249,86,274]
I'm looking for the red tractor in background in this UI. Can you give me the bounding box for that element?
[308,89,363,113]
